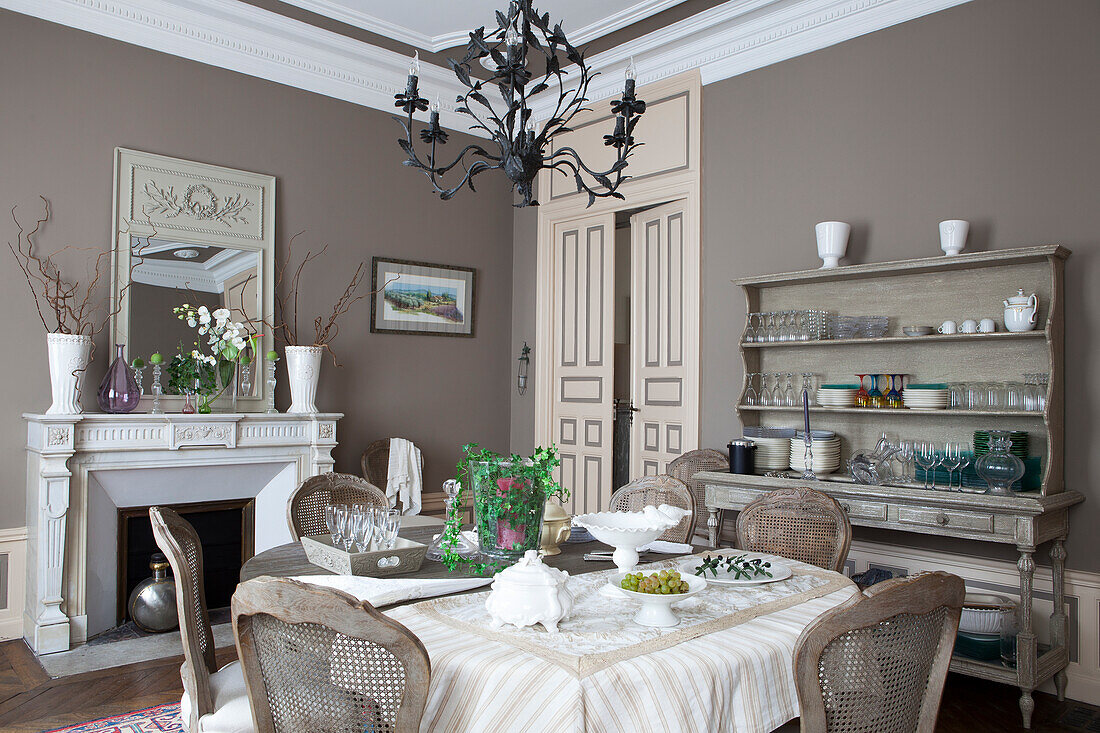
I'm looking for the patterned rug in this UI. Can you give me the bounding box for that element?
[42,703,182,732]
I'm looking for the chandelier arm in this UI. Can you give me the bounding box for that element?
[547,145,632,180]
[427,159,504,201]
[545,157,627,203]
[542,60,593,141]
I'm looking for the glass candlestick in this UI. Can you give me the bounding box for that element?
[133,366,146,397]
[265,360,278,414]
[150,364,163,414]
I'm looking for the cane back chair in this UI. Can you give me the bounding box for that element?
[609,474,695,543]
[150,506,253,733]
[286,472,387,541]
[794,572,965,732]
[667,449,729,538]
[735,486,852,573]
[232,576,431,733]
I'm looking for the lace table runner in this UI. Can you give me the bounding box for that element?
[406,554,851,678]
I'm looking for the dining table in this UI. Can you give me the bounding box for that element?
[240,521,859,733]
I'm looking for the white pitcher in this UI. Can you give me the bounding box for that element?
[1003,289,1038,332]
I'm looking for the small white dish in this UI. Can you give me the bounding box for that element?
[611,572,707,627]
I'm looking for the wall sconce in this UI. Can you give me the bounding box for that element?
[517,342,531,395]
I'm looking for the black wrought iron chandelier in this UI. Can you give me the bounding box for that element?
[394,0,647,207]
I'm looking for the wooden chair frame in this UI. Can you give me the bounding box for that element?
[233,576,431,733]
[286,472,387,541]
[794,572,965,732]
[360,438,424,490]
[735,486,852,572]
[149,506,216,732]
[609,474,696,543]
[667,449,728,538]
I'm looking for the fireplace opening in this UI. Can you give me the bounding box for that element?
[118,499,255,626]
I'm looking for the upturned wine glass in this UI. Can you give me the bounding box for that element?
[745,373,759,406]
[770,373,783,407]
[783,373,797,407]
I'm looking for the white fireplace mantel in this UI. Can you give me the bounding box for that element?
[23,411,341,654]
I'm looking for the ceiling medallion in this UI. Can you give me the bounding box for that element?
[394,0,647,207]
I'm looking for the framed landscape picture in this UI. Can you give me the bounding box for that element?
[370,257,477,337]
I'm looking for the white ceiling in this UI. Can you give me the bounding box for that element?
[277,0,689,52]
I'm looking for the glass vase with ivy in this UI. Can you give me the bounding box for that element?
[440,444,567,575]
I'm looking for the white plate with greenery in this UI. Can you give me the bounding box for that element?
[682,552,792,586]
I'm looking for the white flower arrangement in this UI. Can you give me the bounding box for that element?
[173,303,253,363]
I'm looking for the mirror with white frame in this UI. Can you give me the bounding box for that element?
[110,148,275,412]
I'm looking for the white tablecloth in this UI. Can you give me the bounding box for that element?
[386,554,858,733]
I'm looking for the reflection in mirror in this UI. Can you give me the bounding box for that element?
[128,236,260,397]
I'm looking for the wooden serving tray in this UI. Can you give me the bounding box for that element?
[301,534,428,577]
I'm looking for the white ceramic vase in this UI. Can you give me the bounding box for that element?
[815,222,850,269]
[939,219,969,256]
[285,345,323,413]
[46,332,92,414]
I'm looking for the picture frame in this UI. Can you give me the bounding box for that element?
[370,257,477,337]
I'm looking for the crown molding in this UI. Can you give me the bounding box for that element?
[0,0,484,135]
[278,0,686,53]
[528,0,974,118]
[3,0,972,137]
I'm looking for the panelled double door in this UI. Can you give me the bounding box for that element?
[550,200,698,515]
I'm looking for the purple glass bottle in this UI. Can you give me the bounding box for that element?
[97,344,141,413]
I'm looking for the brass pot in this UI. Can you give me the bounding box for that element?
[540,501,572,556]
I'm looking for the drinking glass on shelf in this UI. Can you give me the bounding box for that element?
[948,383,965,410]
[745,372,759,406]
[956,442,973,492]
[855,374,869,407]
[965,383,985,411]
[325,504,341,545]
[759,373,772,406]
[984,382,1005,411]
[915,442,938,489]
[744,313,758,343]
[867,374,885,408]
[886,374,904,408]
[771,373,784,407]
[1035,373,1048,412]
[1004,382,1025,411]
[764,313,778,342]
[941,442,962,490]
[896,440,915,482]
[783,373,797,407]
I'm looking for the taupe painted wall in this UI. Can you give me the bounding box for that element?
[511,0,1100,570]
[0,9,515,525]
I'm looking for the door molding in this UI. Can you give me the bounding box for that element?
[535,72,701,471]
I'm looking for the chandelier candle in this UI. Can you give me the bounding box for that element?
[394,0,647,207]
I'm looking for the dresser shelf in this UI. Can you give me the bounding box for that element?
[740,330,1046,348]
[710,245,1073,728]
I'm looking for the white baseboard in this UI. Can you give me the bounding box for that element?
[0,527,27,642]
[847,539,1100,705]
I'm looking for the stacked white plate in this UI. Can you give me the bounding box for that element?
[788,435,842,475]
[751,436,791,473]
[902,388,951,410]
[818,386,858,408]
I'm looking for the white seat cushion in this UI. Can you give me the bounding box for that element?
[180,660,256,733]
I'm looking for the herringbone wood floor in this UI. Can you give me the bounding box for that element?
[0,639,1082,732]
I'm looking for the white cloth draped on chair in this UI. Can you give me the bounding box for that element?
[386,437,422,515]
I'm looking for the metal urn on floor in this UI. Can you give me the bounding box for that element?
[127,553,178,633]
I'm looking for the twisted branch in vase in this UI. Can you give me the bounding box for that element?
[271,231,394,366]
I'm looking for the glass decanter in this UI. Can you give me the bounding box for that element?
[975,431,1025,495]
[425,479,479,561]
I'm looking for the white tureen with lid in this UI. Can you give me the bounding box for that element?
[485,550,574,633]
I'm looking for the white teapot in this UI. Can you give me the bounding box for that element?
[1003,288,1038,332]
[485,550,574,633]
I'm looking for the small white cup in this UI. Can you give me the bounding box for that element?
[978,318,996,333]
[940,220,969,256]
[815,221,851,269]
[959,319,979,334]
[938,320,957,334]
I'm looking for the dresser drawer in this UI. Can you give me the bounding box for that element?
[706,484,768,508]
[896,506,995,534]
[836,497,888,522]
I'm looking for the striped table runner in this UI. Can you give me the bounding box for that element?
[386,556,858,733]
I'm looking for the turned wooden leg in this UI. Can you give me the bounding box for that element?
[1017,547,1037,729]
[707,508,719,548]
[1051,539,1069,701]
